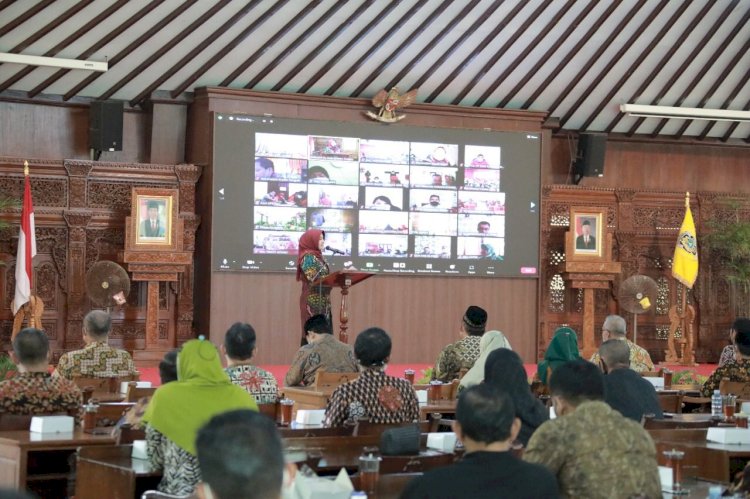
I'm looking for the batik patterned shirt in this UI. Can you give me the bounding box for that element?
[0,372,83,424]
[702,358,750,396]
[719,345,737,367]
[54,341,138,380]
[325,368,419,427]
[524,401,661,499]
[434,335,482,382]
[225,364,279,404]
[589,338,655,373]
[146,425,200,496]
[284,334,358,387]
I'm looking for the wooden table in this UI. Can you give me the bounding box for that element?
[0,429,117,497]
[75,445,161,499]
[419,400,457,421]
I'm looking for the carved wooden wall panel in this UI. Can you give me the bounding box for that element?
[0,157,200,361]
[540,186,747,364]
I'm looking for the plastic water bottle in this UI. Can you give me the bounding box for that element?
[711,389,723,418]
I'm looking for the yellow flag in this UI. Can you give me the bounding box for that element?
[672,196,698,288]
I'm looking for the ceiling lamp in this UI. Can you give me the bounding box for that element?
[0,53,107,72]
[620,104,750,122]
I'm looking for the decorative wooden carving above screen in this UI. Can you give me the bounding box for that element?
[540,186,747,364]
[0,157,200,362]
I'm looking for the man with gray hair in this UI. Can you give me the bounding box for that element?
[589,314,654,373]
[54,310,138,380]
[599,339,662,422]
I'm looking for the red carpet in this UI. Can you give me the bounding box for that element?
[137,363,718,387]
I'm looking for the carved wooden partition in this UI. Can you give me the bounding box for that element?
[539,186,745,364]
[0,157,200,362]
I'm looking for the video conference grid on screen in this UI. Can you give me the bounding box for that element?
[213,114,540,277]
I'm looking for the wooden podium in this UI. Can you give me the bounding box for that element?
[314,270,374,343]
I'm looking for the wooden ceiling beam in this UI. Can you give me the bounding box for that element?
[7,0,94,54]
[349,0,452,97]
[0,0,55,38]
[426,0,525,103]
[221,0,323,87]
[0,0,16,14]
[580,0,690,131]
[170,0,289,98]
[498,0,599,109]
[27,1,166,98]
[558,0,668,129]
[476,0,576,107]
[245,0,349,90]
[721,98,750,142]
[605,0,714,133]
[648,4,750,137]
[297,1,399,94]
[131,0,262,106]
[0,0,129,94]
[324,0,428,96]
[100,0,232,101]
[699,66,750,140]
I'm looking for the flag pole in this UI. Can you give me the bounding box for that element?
[23,160,31,295]
[679,192,689,353]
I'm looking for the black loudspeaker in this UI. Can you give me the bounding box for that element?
[573,133,607,180]
[89,100,123,152]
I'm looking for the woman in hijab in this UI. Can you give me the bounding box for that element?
[297,228,331,346]
[142,338,257,496]
[485,349,548,446]
[459,330,512,390]
[536,326,580,385]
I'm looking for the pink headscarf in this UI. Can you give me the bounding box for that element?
[296,229,324,281]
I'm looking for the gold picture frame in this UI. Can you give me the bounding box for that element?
[566,207,607,261]
[131,187,178,249]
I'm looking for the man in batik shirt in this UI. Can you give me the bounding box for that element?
[524,360,661,499]
[0,328,82,424]
[285,315,357,387]
[325,327,419,427]
[434,306,487,382]
[54,310,138,380]
[223,322,278,404]
[703,322,750,396]
[589,314,654,373]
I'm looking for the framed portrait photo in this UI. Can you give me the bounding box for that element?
[568,207,606,260]
[131,187,178,249]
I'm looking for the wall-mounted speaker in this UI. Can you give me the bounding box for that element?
[573,132,606,182]
[89,100,123,152]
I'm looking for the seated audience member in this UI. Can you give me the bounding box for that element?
[599,339,662,422]
[326,327,419,426]
[459,329,512,390]
[434,306,487,382]
[484,349,548,446]
[401,384,559,499]
[0,328,82,424]
[589,315,654,373]
[284,315,357,387]
[719,318,750,367]
[702,320,750,396]
[54,310,138,379]
[536,326,580,385]
[122,348,180,429]
[195,409,286,499]
[143,338,257,496]
[222,322,278,403]
[524,360,661,499]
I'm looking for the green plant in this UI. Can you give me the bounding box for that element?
[416,367,433,384]
[704,201,750,316]
[0,354,16,380]
[671,369,707,386]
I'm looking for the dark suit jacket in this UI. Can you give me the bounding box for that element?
[604,368,663,422]
[575,234,596,250]
[140,219,165,237]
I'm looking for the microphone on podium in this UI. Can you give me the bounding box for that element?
[325,245,345,255]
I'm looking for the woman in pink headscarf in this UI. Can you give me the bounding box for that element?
[297,229,331,345]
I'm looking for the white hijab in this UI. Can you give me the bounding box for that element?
[459,330,512,390]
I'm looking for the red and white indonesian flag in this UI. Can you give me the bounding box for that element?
[12,162,36,315]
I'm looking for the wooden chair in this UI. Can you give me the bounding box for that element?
[313,370,359,391]
[719,378,750,399]
[353,416,439,437]
[73,374,139,402]
[413,380,460,401]
[117,423,146,444]
[641,414,714,429]
[93,402,135,427]
[657,391,684,414]
[379,452,455,473]
[641,370,661,378]
[125,382,156,402]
